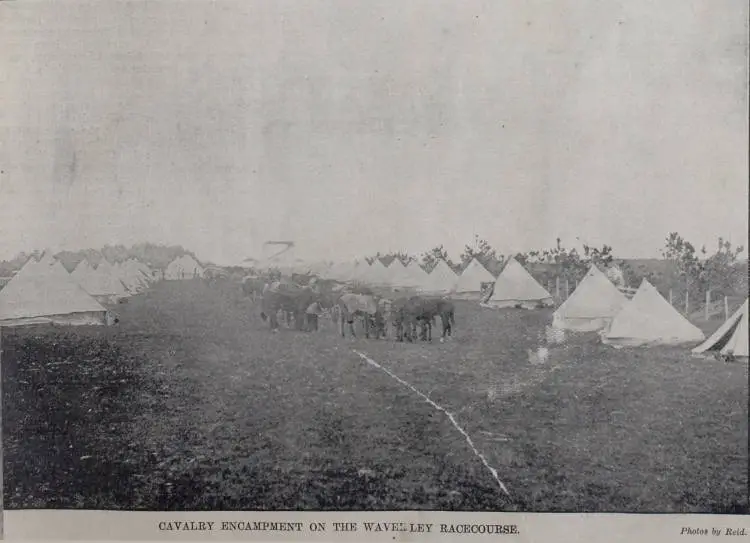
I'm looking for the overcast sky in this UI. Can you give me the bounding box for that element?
[0,0,747,264]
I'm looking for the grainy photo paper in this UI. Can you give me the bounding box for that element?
[0,0,748,541]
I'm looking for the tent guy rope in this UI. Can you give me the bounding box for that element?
[351,349,511,497]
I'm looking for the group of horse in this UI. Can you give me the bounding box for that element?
[241,274,455,342]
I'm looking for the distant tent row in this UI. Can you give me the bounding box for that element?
[321,257,460,291]
[320,256,554,305]
[0,254,110,326]
[0,253,160,327]
[72,257,156,303]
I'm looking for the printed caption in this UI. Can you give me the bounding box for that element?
[680,527,747,537]
[158,520,520,536]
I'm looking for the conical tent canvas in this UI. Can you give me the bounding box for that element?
[405,261,431,290]
[165,257,186,279]
[455,258,494,295]
[487,257,553,309]
[692,299,748,357]
[365,260,390,285]
[0,255,108,326]
[325,262,345,280]
[133,260,154,282]
[72,260,95,283]
[117,261,148,293]
[332,261,357,281]
[387,259,412,287]
[349,261,370,282]
[165,255,204,279]
[181,255,204,278]
[78,260,129,299]
[423,260,458,294]
[553,265,628,330]
[602,279,705,347]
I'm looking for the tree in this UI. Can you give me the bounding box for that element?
[516,238,622,285]
[660,232,745,311]
[421,245,454,273]
[699,237,745,297]
[367,251,415,267]
[662,232,703,305]
[460,235,501,272]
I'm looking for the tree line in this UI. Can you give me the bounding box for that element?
[0,243,200,276]
[365,232,747,299]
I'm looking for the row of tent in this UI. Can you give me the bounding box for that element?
[322,255,747,356]
[0,253,166,327]
[321,256,555,307]
[552,264,748,356]
[0,254,122,327]
[0,252,210,327]
[71,258,155,302]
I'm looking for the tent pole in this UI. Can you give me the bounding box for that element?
[705,290,711,321]
[724,296,729,321]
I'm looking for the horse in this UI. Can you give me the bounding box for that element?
[241,276,266,300]
[390,296,455,342]
[428,298,455,342]
[260,281,322,332]
[337,293,384,339]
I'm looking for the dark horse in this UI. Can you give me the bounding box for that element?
[260,281,321,332]
[391,296,455,342]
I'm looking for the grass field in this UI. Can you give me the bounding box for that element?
[2,279,747,512]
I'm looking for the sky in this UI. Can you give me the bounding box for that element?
[0,0,747,264]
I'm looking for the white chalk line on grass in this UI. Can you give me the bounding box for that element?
[351,349,510,497]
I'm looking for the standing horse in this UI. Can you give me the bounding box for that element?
[337,293,382,339]
[241,276,266,301]
[390,296,455,342]
[260,282,321,332]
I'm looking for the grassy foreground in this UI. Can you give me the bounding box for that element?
[2,280,747,512]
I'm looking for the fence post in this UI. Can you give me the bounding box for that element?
[669,289,673,306]
[565,279,569,299]
[556,277,560,299]
[685,290,689,315]
[705,290,711,321]
[724,296,729,321]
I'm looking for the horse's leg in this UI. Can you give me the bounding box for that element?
[364,316,370,339]
[349,319,356,338]
[340,311,346,337]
